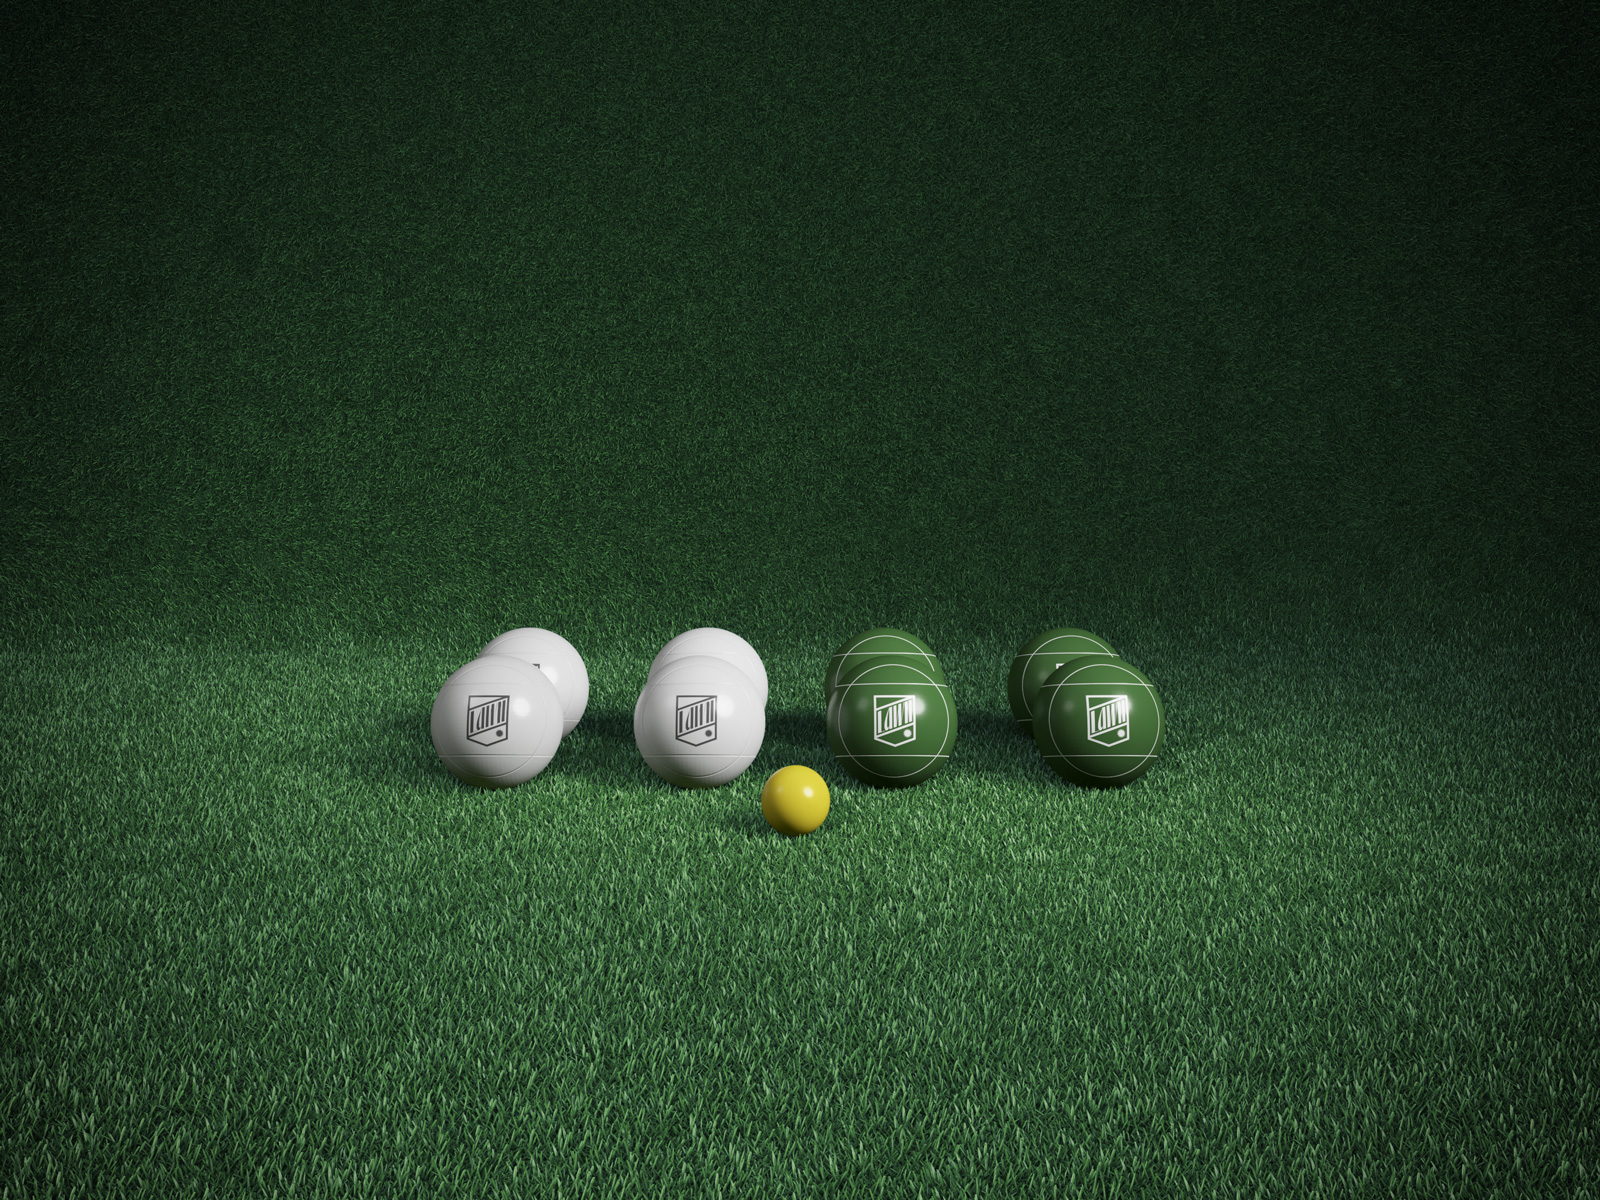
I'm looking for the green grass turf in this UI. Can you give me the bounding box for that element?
[4,0,1598,1194]
[3,598,1595,1197]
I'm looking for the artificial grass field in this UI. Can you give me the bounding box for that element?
[5,594,1596,1196]
[4,0,1597,1196]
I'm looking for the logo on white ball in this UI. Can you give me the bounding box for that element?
[874,695,916,746]
[676,695,717,745]
[1087,695,1130,746]
[467,695,510,745]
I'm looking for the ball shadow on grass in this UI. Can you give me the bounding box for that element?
[546,706,655,786]
[754,707,831,767]
[944,710,1053,781]
[721,806,774,840]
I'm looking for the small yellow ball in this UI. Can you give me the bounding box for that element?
[760,765,830,836]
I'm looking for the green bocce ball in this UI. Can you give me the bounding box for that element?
[827,656,956,787]
[824,628,944,703]
[1007,628,1117,738]
[1034,657,1164,788]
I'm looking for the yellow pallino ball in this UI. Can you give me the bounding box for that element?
[760,765,830,836]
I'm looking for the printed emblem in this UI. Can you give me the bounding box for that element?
[467,695,510,746]
[874,695,916,746]
[1086,695,1130,747]
[676,694,717,745]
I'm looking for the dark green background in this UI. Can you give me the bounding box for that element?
[3,1,1597,1194]
[5,0,1594,651]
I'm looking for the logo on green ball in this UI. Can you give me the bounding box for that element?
[1086,695,1130,745]
[874,695,916,745]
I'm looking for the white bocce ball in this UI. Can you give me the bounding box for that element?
[479,627,590,738]
[431,654,564,788]
[648,627,769,711]
[634,654,765,788]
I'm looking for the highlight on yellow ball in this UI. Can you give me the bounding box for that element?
[760,765,830,836]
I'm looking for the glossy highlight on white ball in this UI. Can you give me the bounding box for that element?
[635,654,765,788]
[648,627,769,711]
[479,627,590,738]
[430,654,564,788]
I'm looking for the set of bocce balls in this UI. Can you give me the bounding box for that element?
[428,627,760,788]
[430,625,1164,836]
[824,625,1165,791]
